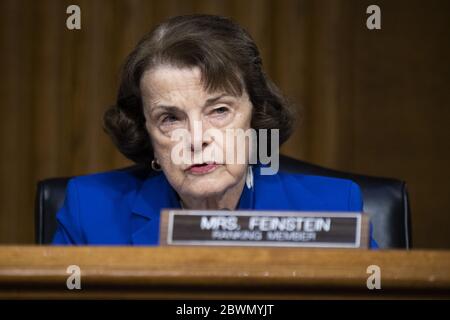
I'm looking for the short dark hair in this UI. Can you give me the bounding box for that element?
[103,14,295,164]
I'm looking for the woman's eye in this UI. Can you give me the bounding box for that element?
[212,106,229,115]
[161,114,178,124]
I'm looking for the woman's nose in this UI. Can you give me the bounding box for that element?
[188,119,213,152]
[190,141,209,153]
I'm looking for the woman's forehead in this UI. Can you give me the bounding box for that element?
[141,65,239,107]
[141,66,204,98]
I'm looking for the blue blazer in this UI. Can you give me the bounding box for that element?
[52,165,378,248]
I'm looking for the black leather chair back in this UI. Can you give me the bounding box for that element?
[35,155,411,248]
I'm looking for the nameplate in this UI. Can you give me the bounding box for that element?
[160,210,369,248]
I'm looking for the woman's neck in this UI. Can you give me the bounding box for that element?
[179,174,246,210]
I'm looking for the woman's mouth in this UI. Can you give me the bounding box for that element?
[186,163,220,175]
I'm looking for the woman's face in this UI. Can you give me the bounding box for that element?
[140,66,253,199]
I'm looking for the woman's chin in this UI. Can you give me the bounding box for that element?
[173,166,244,202]
[181,175,234,199]
[183,183,227,199]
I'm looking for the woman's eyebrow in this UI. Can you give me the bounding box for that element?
[150,94,234,115]
[150,105,181,116]
[204,93,234,107]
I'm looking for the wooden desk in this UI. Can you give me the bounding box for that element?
[0,246,449,299]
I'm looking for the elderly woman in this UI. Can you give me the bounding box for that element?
[53,14,377,248]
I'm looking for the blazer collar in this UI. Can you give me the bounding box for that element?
[131,173,180,219]
[130,170,256,245]
[130,165,328,244]
[252,164,328,210]
[130,173,180,245]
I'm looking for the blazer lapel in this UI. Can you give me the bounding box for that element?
[130,173,180,245]
[252,164,329,210]
[129,164,328,245]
